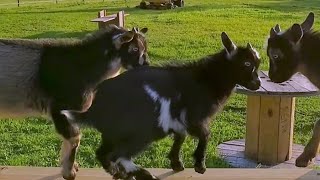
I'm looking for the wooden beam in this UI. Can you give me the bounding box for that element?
[0,166,319,179]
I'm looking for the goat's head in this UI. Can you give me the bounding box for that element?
[221,32,261,90]
[267,12,314,83]
[112,26,149,69]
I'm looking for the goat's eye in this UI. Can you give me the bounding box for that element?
[244,62,251,67]
[273,54,279,59]
[133,47,139,52]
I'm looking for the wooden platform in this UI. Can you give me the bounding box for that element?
[217,139,320,168]
[1,166,320,180]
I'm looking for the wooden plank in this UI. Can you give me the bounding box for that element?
[260,71,296,93]
[91,14,130,22]
[258,96,280,165]
[1,167,320,180]
[236,71,320,97]
[288,98,296,160]
[290,73,319,92]
[277,97,295,162]
[245,95,261,161]
[218,139,320,168]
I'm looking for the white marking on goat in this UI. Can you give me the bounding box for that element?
[144,84,159,102]
[144,85,186,134]
[251,48,261,59]
[61,110,74,121]
[116,158,138,173]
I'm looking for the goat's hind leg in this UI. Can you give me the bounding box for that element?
[108,139,159,180]
[96,140,119,176]
[51,105,81,180]
[168,133,186,172]
[296,119,320,167]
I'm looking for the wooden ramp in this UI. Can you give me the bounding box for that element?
[1,166,320,180]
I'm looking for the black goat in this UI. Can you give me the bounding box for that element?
[267,12,320,167]
[62,32,261,180]
[0,25,148,180]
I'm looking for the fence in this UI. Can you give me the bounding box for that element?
[0,0,120,7]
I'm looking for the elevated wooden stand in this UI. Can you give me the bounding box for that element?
[220,71,320,167]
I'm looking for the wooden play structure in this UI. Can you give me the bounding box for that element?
[218,71,320,168]
[91,10,129,29]
[138,0,184,10]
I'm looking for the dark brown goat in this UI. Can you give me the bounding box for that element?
[267,12,320,167]
[0,25,149,180]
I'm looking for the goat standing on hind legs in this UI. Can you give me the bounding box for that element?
[267,12,320,167]
[62,32,261,180]
[0,25,149,180]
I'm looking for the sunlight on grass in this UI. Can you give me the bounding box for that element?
[0,0,320,168]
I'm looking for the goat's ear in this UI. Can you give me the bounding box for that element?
[301,12,314,32]
[289,24,303,43]
[270,27,277,38]
[221,32,237,55]
[113,31,135,49]
[140,27,148,34]
[132,27,139,33]
[274,24,281,33]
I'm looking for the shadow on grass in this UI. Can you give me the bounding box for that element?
[243,0,319,13]
[23,30,92,39]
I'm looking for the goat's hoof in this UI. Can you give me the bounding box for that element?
[74,162,79,172]
[296,154,312,167]
[62,170,77,180]
[113,171,128,180]
[171,160,184,172]
[194,164,206,174]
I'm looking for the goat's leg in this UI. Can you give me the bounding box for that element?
[168,133,186,171]
[107,139,159,180]
[296,119,320,167]
[95,140,119,175]
[192,126,210,174]
[51,105,81,180]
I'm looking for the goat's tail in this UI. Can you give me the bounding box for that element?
[61,110,86,124]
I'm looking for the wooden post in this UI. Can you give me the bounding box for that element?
[97,10,107,29]
[117,11,125,27]
[245,96,295,165]
[18,0,20,7]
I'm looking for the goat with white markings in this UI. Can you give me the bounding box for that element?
[0,25,148,180]
[62,32,261,180]
[267,12,320,167]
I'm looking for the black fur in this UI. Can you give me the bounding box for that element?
[63,32,261,180]
[267,12,320,168]
[0,24,149,180]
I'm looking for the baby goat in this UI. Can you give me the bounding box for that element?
[62,32,261,180]
[267,12,320,167]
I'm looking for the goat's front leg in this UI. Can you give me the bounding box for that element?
[168,133,186,171]
[192,126,210,174]
[296,119,320,167]
[51,105,81,180]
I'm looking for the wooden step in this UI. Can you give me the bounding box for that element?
[1,166,320,179]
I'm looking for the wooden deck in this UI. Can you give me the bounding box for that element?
[1,166,320,180]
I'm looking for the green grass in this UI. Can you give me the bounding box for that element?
[1,0,320,169]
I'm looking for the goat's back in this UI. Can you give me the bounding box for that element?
[0,42,42,118]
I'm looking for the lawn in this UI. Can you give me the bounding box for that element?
[0,0,320,169]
